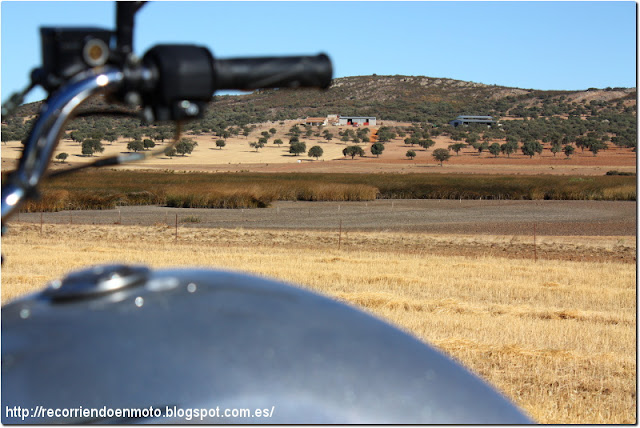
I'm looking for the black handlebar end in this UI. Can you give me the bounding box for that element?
[213,53,333,92]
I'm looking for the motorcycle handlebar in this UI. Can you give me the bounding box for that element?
[213,54,332,91]
[141,45,332,121]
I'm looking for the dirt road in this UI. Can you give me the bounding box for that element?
[15,199,635,236]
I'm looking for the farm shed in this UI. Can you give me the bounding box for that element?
[305,117,328,126]
[338,116,377,126]
[449,115,495,127]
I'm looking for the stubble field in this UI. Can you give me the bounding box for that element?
[1,210,635,424]
[1,118,636,424]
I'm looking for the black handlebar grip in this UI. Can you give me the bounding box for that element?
[213,54,332,91]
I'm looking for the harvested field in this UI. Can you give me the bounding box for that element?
[13,198,636,235]
[1,221,636,424]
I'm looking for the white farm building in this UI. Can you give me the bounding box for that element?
[338,116,376,126]
[449,116,495,127]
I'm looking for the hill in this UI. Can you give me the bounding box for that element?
[3,74,636,130]
[2,75,636,176]
[202,75,637,129]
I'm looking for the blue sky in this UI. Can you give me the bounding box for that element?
[1,1,636,104]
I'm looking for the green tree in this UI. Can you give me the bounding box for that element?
[377,127,396,142]
[550,140,562,157]
[521,140,543,158]
[104,131,119,145]
[589,141,608,156]
[406,150,416,160]
[289,141,306,156]
[82,139,104,157]
[465,133,480,144]
[156,128,173,142]
[476,142,489,154]
[448,143,467,155]
[55,152,69,163]
[127,140,145,152]
[82,142,95,156]
[269,128,277,136]
[143,139,156,150]
[70,130,87,143]
[563,145,575,158]
[419,139,435,150]
[176,138,197,156]
[249,141,265,152]
[500,141,518,158]
[575,137,589,152]
[165,147,177,158]
[432,148,451,166]
[216,139,226,149]
[1,128,12,144]
[308,145,323,160]
[488,143,501,157]
[288,125,301,136]
[370,142,385,157]
[405,136,419,147]
[273,138,284,146]
[343,145,365,159]
[357,128,370,142]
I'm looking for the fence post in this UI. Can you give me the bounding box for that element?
[533,223,537,262]
[175,214,178,242]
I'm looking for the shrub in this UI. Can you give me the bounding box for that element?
[55,153,69,163]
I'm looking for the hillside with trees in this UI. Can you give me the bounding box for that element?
[2,75,636,153]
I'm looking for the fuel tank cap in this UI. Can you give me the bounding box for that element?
[41,264,151,302]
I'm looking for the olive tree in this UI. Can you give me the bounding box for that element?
[289,141,306,156]
[488,143,501,157]
[176,138,197,156]
[448,143,467,155]
[432,148,451,166]
[521,140,543,158]
[308,145,323,160]
[563,145,575,158]
[370,142,385,157]
[55,152,69,163]
[127,140,145,152]
[343,145,365,159]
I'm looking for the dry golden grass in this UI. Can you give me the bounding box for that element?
[1,223,636,424]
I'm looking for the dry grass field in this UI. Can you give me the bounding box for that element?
[1,222,635,424]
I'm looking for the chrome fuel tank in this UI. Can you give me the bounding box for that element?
[2,264,532,424]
